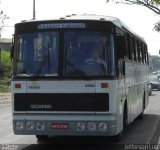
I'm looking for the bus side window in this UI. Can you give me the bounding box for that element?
[144,45,148,64]
[141,44,145,63]
[132,37,136,61]
[135,40,139,62]
[116,36,124,59]
[115,34,125,76]
[127,34,132,60]
[137,41,141,62]
[139,42,143,63]
[130,36,134,61]
[124,33,129,59]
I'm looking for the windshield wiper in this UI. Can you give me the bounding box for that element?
[34,58,47,77]
[66,61,86,77]
[64,45,85,77]
[35,43,51,77]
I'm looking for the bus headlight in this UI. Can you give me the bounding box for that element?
[26,121,35,130]
[36,121,45,131]
[98,122,107,132]
[76,122,85,131]
[87,122,96,131]
[15,121,25,130]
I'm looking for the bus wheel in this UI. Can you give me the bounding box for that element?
[123,102,128,131]
[36,135,48,141]
[138,108,144,119]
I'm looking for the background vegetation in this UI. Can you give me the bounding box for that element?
[112,0,160,31]
[0,50,12,93]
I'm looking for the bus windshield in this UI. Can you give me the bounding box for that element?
[64,31,115,77]
[14,31,116,77]
[15,32,59,77]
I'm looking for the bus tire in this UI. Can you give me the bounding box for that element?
[123,101,128,131]
[36,135,48,141]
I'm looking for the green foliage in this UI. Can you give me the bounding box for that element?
[113,0,160,23]
[1,50,12,76]
[151,57,160,71]
[0,76,11,92]
[154,22,160,32]
[154,0,160,5]
[0,2,9,35]
[0,50,12,93]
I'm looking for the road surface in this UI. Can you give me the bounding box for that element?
[0,91,160,149]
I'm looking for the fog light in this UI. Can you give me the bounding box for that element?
[87,122,96,131]
[26,121,35,130]
[36,121,45,131]
[76,122,85,131]
[15,121,25,130]
[98,122,107,132]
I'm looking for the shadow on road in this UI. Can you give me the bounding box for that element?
[120,114,160,144]
[150,93,157,96]
[21,114,160,150]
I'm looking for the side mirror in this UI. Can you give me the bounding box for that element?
[10,44,14,61]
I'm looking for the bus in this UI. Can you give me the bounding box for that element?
[11,14,149,141]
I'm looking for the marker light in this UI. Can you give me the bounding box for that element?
[101,83,108,88]
[100,18,106,21]
[15,83,21,89]
[76,122,85,131]
[15,121,25,130]
[36,121,45,131]
[98,122,107,132]
[26,121,35,130]
[87,122,96,131]
[60,17,65,20]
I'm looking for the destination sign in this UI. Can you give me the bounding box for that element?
[38,23,86,29]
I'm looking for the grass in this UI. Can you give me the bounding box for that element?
[0,50,12,93]
[0,76,11,93]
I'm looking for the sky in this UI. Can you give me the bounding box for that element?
[1,0,160,55]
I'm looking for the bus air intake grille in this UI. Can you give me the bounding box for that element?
[14,93,109,112]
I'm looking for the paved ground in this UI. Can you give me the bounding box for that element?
[0,93,11,103]
[0,92,160,150]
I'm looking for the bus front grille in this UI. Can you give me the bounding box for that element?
[14,93,109,112]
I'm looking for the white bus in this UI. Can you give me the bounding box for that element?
[11,14,149,141]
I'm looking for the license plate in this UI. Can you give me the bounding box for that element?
[51,122,69,129]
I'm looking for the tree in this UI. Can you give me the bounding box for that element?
[0,3,9,37]
[110,0,160,31]
[154,21,160,31]
[0,1,9,73]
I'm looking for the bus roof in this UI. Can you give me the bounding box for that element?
[21,14,122,27]
[18,14,145,43]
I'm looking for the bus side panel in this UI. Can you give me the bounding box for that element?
[125,62,148,125]
[117,78,126,134]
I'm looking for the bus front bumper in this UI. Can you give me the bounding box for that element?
[13,114,118,136]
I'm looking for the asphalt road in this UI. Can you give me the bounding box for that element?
[0,91,160,150]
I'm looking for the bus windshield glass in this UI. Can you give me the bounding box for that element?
[64,31,115,77]
[15,32,59,77]
[14,31,116,77]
